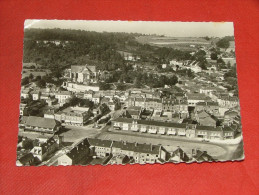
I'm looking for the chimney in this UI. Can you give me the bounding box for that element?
[135,142,138,147]
[150,144,153,151]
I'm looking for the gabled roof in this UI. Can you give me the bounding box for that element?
[193,150,215,162]
[24,116,58,129]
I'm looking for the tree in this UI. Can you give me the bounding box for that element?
[36,79,46,88]
[216,38,230,49]
[187,69,195,78]
[210,52,218,60]
[22,139,34,150]
[28,73,34,80]
[21,77,30,86]
[99,82,111,90]
[217,57,225,65]
[168,75,178,85]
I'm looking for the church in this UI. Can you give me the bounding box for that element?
[70,64,99,83]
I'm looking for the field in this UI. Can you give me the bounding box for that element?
[135,35,211,50]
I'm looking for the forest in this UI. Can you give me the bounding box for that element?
[23,28,194,71]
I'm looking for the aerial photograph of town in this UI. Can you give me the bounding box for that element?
[16,20,244,166]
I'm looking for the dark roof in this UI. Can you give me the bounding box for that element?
[17,153,34,165]
[34,137,57,154]
[196,101,219,106]
[112,141,161,155]
[127,110,140,116]
[196,125,221,131]
[127,106,142,111]
[193,150,215,162]
[138,120,186,128]
[113,117,134,123]
[224,110,238,116]
[24,116,59,129]
[66,142,89,160]
[88,138,113,148]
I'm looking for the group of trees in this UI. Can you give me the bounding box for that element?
[216,36,234,49]
[23,29,136,71]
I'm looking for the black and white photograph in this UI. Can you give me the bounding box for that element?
[17,20,244,166]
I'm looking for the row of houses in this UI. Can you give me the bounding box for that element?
[58,138,169,166]
[111,117,237,140]
[126,97,189,113]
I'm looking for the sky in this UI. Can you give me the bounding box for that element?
[24,20,234,37]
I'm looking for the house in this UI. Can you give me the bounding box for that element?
[19,103,28,116]
[54,91,72,106]
[196,101,219,115]
[144,98,163,111]
[222,125,237,139]
[196,125,223,140]
[124,106,142,119]
[170,147,190,163]
[54,106,92,126]
[88,138,113,158]
[187,64,202,73]
[134,98,146,108]
[70,64,99,83]
[191,149,215,162]
[31,90,40,100]
[30,137,58,161]
[111,141,168,164]
[217,96,239,108]
[224,110,239,125]
[162,64,167,69]
[109,154,130,165]
[84,90,94,99]
[21,116,61,134]
[186,93,210,106]
[92,93,101,104]
[58,139,90,165]
[111,117,187,136]
[172,100,189,118]
[195,110,217,127]
[43,110,55,119]
[16,153,35,166]
[20,89,30,99]
[199,87,215,95]
[162,98,174,112]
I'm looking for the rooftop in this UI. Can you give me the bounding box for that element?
[23,116,59,129]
